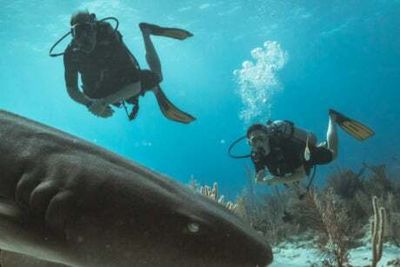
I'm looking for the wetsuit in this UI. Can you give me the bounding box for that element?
[251,128,333,177]
[63,21,160,100]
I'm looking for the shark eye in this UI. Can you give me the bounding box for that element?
[187,222,200,233]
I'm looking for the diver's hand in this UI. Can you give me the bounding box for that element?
[87,100,114,118]
[255,170,279,185]
[255,170,266,183]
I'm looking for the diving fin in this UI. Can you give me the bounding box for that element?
[154,86,195,124]
[139,22,193,40]
[329,109,374,141]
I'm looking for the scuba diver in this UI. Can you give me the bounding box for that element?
[228,109,374,187]
[50,10,195,123]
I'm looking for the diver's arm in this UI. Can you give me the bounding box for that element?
[63,51,92,107]
[66,85,92,107]
[251,153,266,173]
[251,152,271,183]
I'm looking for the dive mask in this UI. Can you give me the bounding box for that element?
[71,23,96,39]
[248,127,271,157]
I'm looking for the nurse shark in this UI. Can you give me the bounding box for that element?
[0,110,273,267]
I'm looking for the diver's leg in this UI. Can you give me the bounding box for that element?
[326,113,338,160]
[139,23,193,40]
[102,82,142,105]
[140,27,163,82]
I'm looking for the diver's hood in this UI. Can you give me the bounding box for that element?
[49,17,119,57]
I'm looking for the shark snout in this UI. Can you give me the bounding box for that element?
[172,202,273,267]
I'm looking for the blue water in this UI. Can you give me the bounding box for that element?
[1,0,399,200]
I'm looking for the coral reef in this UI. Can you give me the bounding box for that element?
[188,178,238,212]
[187,163,400,265]
[316,189,351,267]
[234,163,400,265]
[371,196,386,267]
[387,258,400,266]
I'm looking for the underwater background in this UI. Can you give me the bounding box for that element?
[0,0,399,200]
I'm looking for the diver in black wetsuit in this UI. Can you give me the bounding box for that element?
[246,109,374,186]
[247,115,337,186]
[62,11,195,123]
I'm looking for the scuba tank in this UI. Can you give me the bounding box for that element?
[268,120,317,145]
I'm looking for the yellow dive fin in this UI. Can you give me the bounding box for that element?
[139,23,193,40]
[154,87,195,124]
[329,109,374,141]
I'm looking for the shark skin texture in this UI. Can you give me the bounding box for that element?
[0,110,273,267]
[0,251,69,267]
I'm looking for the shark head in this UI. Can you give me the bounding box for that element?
[0,110,273,267]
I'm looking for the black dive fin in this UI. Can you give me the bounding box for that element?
[329,109,374,141]
[154,87,195,124]
[139,23,193,40]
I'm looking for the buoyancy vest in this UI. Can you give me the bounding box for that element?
[68,21,140,98]
[261,120,316,177]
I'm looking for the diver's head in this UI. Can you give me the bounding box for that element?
[70,11,97,53]
[247,124,271,156]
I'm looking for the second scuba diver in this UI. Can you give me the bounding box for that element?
[229,109,374,187]
[51,10,195,123]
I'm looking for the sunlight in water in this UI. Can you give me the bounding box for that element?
[234,41,288,124]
